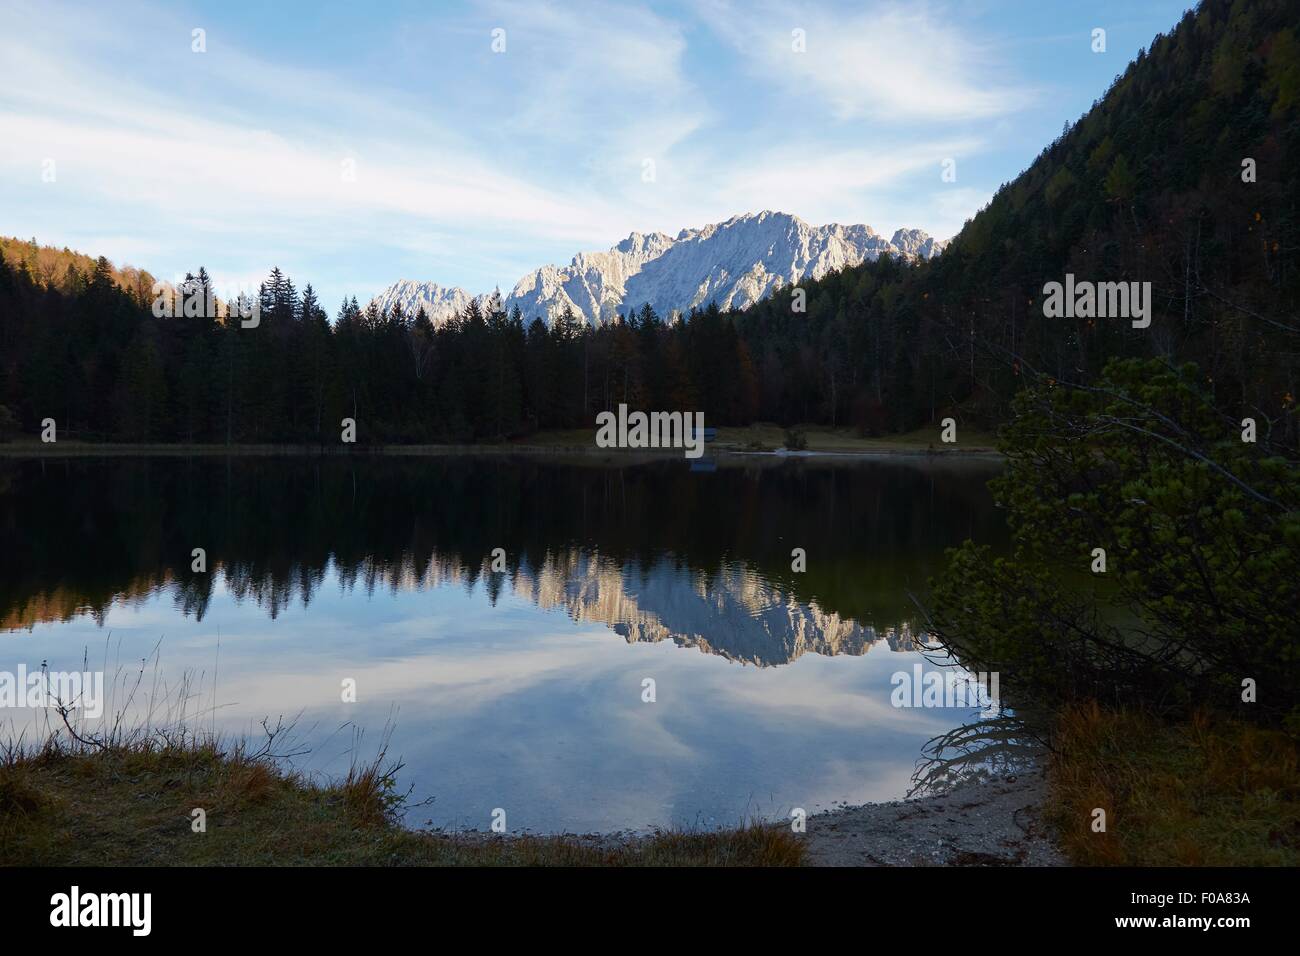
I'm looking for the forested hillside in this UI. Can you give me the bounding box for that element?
[1,0,1295,446]
[0,236,158,305]
[741,0,1299,443]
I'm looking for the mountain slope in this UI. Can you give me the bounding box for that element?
[372,211,946,326]
[730,0,1299,439]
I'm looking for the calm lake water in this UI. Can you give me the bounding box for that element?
[0,454,1006,833]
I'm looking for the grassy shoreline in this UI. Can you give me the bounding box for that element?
[0,735,804,867]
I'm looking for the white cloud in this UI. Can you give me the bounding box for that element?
[703,0,1034,122]
[713,138,985,224]
[0,1,655,269]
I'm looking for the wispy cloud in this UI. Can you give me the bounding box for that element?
[0,7,630,236]
[701,0,1035,122]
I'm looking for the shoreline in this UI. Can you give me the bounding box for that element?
[1,736,1060,866]
[436,770,1063,867]
[0,441,1002,461]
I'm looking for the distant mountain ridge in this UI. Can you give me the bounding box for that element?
[371,211,946,326]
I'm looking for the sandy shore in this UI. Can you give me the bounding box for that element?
[801,770,1065,866]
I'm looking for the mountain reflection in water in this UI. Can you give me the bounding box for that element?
[1,454,1007,832]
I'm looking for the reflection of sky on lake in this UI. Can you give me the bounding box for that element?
[1,557,989,834]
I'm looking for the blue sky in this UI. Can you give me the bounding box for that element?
[0,0,1192,311]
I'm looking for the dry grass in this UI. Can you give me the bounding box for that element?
[1046,702,1300,866]
[0,736,806,867]
[0,764,47,819]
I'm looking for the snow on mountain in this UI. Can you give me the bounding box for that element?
[370,280,478,325]
[888,227,946,260]
[372,211,946,327]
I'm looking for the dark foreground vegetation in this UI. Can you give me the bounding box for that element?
[930,358,1299,721]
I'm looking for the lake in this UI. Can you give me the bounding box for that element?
[0,453,1006,833]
